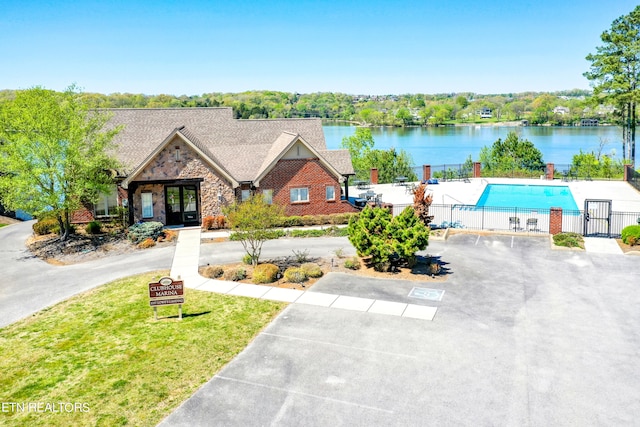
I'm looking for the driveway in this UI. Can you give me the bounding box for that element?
[0,221,175,328]
[161,233,640,426]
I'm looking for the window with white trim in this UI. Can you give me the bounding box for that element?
[262,189,273,205]
[95,186,118,217]
[326,186,335,201]
[290,187,309,203]
[141,192,153,218]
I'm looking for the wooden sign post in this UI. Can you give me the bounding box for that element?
[148,277,185,320]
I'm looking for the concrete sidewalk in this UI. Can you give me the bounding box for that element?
[170,229,439,321]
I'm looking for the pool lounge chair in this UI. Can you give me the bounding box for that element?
[526,218,538,232]
[509,217,520,231]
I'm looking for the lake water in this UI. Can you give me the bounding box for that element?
[322,124,624,166]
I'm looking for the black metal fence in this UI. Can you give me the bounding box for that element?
[629,167,640,193]
[391,203,640,238]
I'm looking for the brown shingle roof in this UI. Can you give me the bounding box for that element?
[105,108,352,182]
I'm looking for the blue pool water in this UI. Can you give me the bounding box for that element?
[476,184,579,210]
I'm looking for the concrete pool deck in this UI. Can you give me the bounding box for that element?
[351,177,640,212]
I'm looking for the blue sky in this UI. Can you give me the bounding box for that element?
[2,0,638,95]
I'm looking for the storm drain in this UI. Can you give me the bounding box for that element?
[408,287,445,301]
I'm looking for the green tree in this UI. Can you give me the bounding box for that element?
[341,128,418,182]
[395,108,413,126]
[340,127,375,177]
[223,194,285,266]
[347,206,429,271]
[365,148,418,183]
[479,132,545,176]
[0,86,121,240]
[584,5,640,166]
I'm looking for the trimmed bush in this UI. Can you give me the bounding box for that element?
[33,218,59,235]
[137,237,156,249]
[252,263,280,284]
[300,263,323,278]
[283,267,307,283]
[85,221,102,235]
[229,230,285,241]
[343,257,361,270]
[224,267,246,281]
[290,229,325,238]
[301,215,316,226]
[203,215,227,230]
[128,222,164,243]
[202,265,224,279]
[621,225,640,246]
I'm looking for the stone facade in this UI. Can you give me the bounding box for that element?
[129,136,234,224]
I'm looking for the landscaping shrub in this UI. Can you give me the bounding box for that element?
[301,215,316,226]
[224,267,246,281]
[137,237,156,249]
[252,263,280,284]
[277,216,303,227]
[333,247,345,259]
[343,257,361,270]
[127,222,164,243]
[242,253,253,265]
[290,229,325,238]
[202,265,224,279]
[229,229,285,241]
[283,267,307,283]
[202,216,215,230]
[316,214,332,224]
[300,262,323,278]
[292,249,310,263]
[203,215,227,230]
[85,220,102,235]
[552,232,584,248]
[33,218,59,235]
[348,206,429,271]
[158,229,178,242]
[621,225,640,246]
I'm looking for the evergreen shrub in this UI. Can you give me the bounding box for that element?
[252,263,280,284]
[621,225,640,246]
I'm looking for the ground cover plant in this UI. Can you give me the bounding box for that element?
[0,271,284,427]
[552,232,585,249]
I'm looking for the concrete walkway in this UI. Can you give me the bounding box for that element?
[170,229,438,321]
[583,236,625,254]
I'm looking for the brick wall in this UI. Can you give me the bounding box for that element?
[260,158,358,216]
[546,163,555,180]
[71,208,95,224]
[549,207,563,235]
[422,165,431,181]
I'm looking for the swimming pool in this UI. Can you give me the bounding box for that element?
[476,184,579,210]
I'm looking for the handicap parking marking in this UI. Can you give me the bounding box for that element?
[408,287,445,301]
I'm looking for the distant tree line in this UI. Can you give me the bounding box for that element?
[0,88,620,127]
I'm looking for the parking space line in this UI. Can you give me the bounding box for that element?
[215,375,395,414]
[475,235,481,246]
[261,332,418,359]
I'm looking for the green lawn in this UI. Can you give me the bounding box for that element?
[0,223,8,228]
[0,271,285,426]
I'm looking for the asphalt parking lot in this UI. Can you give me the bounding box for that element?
[161,233,640,426]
